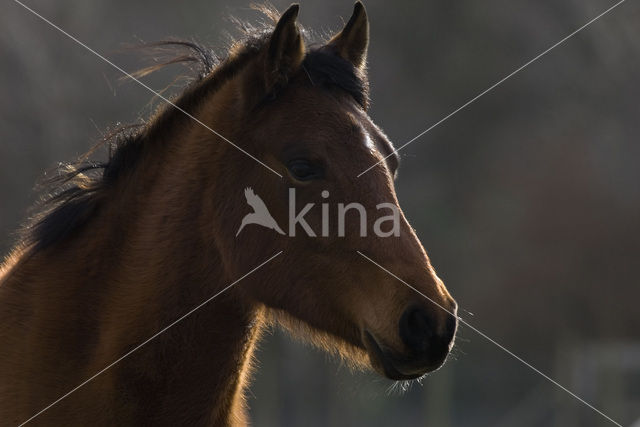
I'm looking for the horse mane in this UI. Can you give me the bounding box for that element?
[21,7,369,253]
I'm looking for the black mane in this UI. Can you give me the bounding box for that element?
[23,25,369,252]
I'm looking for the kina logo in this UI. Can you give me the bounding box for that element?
[236,187,285,236]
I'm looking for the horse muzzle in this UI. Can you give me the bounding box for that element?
[363,305,458,380]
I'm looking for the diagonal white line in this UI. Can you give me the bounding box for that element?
[357,0,628,178]
[356,251,623,427]
[11,0,283,179]
[18,250,283,426]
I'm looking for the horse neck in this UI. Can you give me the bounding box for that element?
[1,81,263,425]
[91,140,263,424]
[85,177,262,425]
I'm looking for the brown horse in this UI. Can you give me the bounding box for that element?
[0,3,457,426]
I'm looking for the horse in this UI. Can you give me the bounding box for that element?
[0,3,457,425]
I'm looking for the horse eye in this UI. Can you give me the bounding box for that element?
[287,159,321,181]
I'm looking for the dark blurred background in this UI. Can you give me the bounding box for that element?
[1,1,639,426]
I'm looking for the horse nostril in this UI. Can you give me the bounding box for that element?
[400,307,458,356]
[399,307,435,354]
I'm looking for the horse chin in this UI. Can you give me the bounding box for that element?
[363,330,441,381]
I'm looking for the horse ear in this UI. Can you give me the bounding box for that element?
[327,2,369,70]
[239,4,304,110]
[263,4,305,93]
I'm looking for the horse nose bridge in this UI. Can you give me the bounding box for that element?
[367,216,456,311]
[375,253,447,303]
[395,215,431,261]
[396,232,455,306]
[408,271,452,307]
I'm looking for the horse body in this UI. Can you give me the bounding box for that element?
[1,3,457,425]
